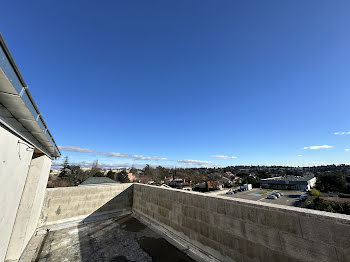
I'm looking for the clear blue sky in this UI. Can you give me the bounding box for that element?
[2,1,350,168]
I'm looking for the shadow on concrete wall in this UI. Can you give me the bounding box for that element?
[77,185,134,262]
[75,185,194,262]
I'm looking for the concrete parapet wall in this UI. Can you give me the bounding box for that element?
[133,184,350,262]
[38,183,133,227]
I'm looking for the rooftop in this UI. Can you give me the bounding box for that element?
[34,214,194,262]
[260,175,315,182]
[80,177,120,186]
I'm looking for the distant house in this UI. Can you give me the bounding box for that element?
[212,182,224,190]
[169,178,185,188]
[260,175,316,191]
[128,172,136,182]
[164,177,173,185]
[225,172,234,177]
[240,184,252,190]
[79,177,120,186]
[195,181,214,191]
[249,173,257,178]
[232,175,241,183]
[220,177,232,185]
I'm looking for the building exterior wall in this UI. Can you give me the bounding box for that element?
[5,154,52,261]
[133,183,350,262]
[38,183,134,227]
[308,177,317,189]
[260,182,311,191]
[296,184,308,191]
[0,125,34,262]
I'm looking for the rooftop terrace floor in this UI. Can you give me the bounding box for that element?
[35,215,194,262]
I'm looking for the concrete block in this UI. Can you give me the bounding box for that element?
[299,215,350,250]
[243,221,282,251]
[258,247,303,262]
[256,208,302,236]
[191,194,206,210]
[216,214,245,240]
[335,247,350,262]
[207,196,218,211]
[216,200,227,215]
[198,209,211,224]
[158,206,170,218]
[225,202,258,223]
[279,231,338,262]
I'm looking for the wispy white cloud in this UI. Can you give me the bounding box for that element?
[345,149,350,152]
[303,145,333,150]
[210,155,237,159]
[297,155,303,157]
[58,145,171,161]
[300,161,326,167]
[177,159,212,165]
[52,160,146,169]
[58,146,94,153]
[334,131,350,135]
[103,152,170,161]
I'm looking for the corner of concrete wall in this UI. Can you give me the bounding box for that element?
[37,183,134,228]
[132,183,350,262]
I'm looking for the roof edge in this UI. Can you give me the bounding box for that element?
[0,32,61,157]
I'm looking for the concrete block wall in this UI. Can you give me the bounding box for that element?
[133,184,350,262]
[38,183,133,227]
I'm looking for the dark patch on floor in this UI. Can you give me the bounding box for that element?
[137,236,194,262]
[110,255,132,262]
[118,216,147,232]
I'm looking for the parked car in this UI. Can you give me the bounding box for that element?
[267,194,277,199]
[275,191,284,196]
[226,191,233,195]
[273,192,281,198]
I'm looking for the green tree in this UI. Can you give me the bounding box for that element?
[89,159,101,177]
[59,156,71,177]
[93,171,105,177]
[311,188,321,197]
[316,173,347,193]
[69,165,89,185]
[257,170,271,179]
[118,170,130,183]
[244,176,260,188]
[107,170,117,180]
[205,181,209,192]
[144,164,152,177]
[63,156,69,169]
[130,167,138,175]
